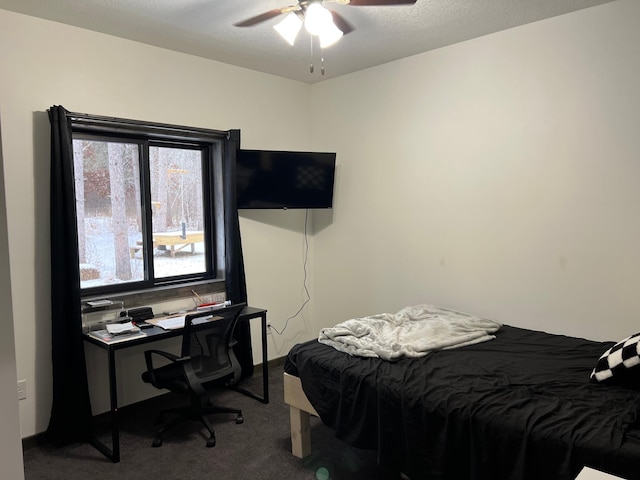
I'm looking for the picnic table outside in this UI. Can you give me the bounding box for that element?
[129,230,204,258]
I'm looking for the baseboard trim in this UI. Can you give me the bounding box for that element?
[254,355,286,373]
[22,432,47,451]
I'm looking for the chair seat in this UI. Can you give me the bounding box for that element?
[141,363,191,394]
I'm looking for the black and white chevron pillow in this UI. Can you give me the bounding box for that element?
[591,332,640,385]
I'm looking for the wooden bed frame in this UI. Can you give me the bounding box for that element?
[283,372,318,458]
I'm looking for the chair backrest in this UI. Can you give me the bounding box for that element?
[181,303,247,386]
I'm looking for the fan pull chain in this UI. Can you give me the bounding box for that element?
[308,38,326,76]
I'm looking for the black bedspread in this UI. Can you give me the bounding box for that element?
[284,325,640,480]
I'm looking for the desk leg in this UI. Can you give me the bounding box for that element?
[235,312,269,404]
[260,312,269,403]
[108,348,120,462]
[88,347,120,463]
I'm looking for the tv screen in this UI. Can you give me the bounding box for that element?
[236,149,336,209]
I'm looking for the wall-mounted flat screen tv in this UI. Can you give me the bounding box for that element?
[236,149,336,209]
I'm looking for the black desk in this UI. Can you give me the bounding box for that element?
[83,306,268,463]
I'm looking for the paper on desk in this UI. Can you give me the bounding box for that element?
[106,322,140,335]
[154,315,214,330]
[155,316,186,330]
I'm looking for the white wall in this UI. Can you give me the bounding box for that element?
[0,116,24,479]
[310,0,640,342]
[0,9,314,438]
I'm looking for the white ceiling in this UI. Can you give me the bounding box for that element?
[0,0,615,84]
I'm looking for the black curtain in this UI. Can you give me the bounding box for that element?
[46,106,94,445]
[224,129,253,378]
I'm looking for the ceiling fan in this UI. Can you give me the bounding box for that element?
[234,0,417,47]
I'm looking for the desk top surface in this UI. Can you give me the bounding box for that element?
[83,305,266,350]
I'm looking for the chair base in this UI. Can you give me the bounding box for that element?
[151,402,243,448]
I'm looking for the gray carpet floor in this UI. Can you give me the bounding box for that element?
[23,366,381,480]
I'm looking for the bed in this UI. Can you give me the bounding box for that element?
[283,305,640,480]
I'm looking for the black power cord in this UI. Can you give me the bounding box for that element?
[269,209,311,336]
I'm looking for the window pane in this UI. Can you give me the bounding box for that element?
[73,139,144,289]
[149,146,207,278]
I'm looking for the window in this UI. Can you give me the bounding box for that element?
[70,115,227,296]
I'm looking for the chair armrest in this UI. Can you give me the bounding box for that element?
[143,349,191,384]
[183,363,207,396]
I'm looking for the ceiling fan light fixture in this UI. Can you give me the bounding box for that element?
[274,12,303,46]
[304,2,333,36]
[319,21,343,48]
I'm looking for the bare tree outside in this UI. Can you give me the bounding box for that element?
[107,142,132,281]
[153,147,169,232]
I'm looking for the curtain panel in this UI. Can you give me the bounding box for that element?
[224,129,253,378]
[46,106,93,444]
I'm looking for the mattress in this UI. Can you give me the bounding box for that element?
[284,325,640,479]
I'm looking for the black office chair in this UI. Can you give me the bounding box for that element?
[141,303,247,448]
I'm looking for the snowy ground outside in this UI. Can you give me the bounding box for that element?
[80,217,206,289]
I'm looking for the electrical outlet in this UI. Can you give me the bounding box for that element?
[267,322,273,335]
[17,380,27,401]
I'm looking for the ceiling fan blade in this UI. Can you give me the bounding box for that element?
[345,0,417,5]
[234,8,290,27]
[328,10,355,35]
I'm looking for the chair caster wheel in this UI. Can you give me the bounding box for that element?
[206,437,216,448]
[152,437,163,448]
[236,415,244,424]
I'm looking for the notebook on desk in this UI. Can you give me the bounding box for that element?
[88,328,147,344]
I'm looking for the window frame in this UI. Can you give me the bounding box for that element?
[69,113,228,298]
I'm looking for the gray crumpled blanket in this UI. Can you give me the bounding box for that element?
[318,304,502,360]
